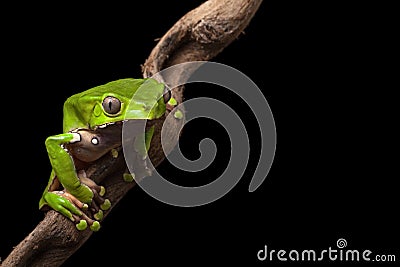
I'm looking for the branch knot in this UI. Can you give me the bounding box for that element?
[192,18,234,44]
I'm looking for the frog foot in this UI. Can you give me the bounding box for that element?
[44,191,101,231]
[78,170,111,214]
[60,191,102,231]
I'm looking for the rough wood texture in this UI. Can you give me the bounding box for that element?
[1,0,263,266]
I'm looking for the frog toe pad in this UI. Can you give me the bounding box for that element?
[76,220,88,231]
[90,221,101,232]
[100,199,111,211]
[94,210,104,220]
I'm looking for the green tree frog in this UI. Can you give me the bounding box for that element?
[39,78,174,231]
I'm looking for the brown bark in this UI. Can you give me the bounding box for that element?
[1,0,263,266]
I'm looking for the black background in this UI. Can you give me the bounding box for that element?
[1,1,397,266]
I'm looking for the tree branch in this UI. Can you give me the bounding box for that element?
[1,0,263,266]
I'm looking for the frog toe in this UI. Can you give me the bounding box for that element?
[91,189,111,212]
[75,219,88,231]
[74,212,101,231]
[79,173,106,198]
[90,221,101,232]
[94,210,104,220]
[100,199,111,211]
[44,192,82,220]
[99,186,106,197]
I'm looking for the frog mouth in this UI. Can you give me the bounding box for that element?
[94,120,126,131]
[65,122,124,163]
[66,119,155,165]
[93,119,152,137]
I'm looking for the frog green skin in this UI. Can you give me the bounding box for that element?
[39,78,171,231]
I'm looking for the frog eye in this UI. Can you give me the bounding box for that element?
[102,96,121,114]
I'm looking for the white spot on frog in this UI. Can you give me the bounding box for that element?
[91,137,99,145]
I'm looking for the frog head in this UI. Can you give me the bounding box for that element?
[63,78,166,132]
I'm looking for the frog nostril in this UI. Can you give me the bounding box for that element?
[91,137,99,145]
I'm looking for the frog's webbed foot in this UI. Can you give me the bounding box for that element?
[43,191,101,231]
[61,191,102,231]
[77,170,111,221]
[44,170,112,231]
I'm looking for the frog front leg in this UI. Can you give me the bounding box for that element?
[42,132,101,230]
